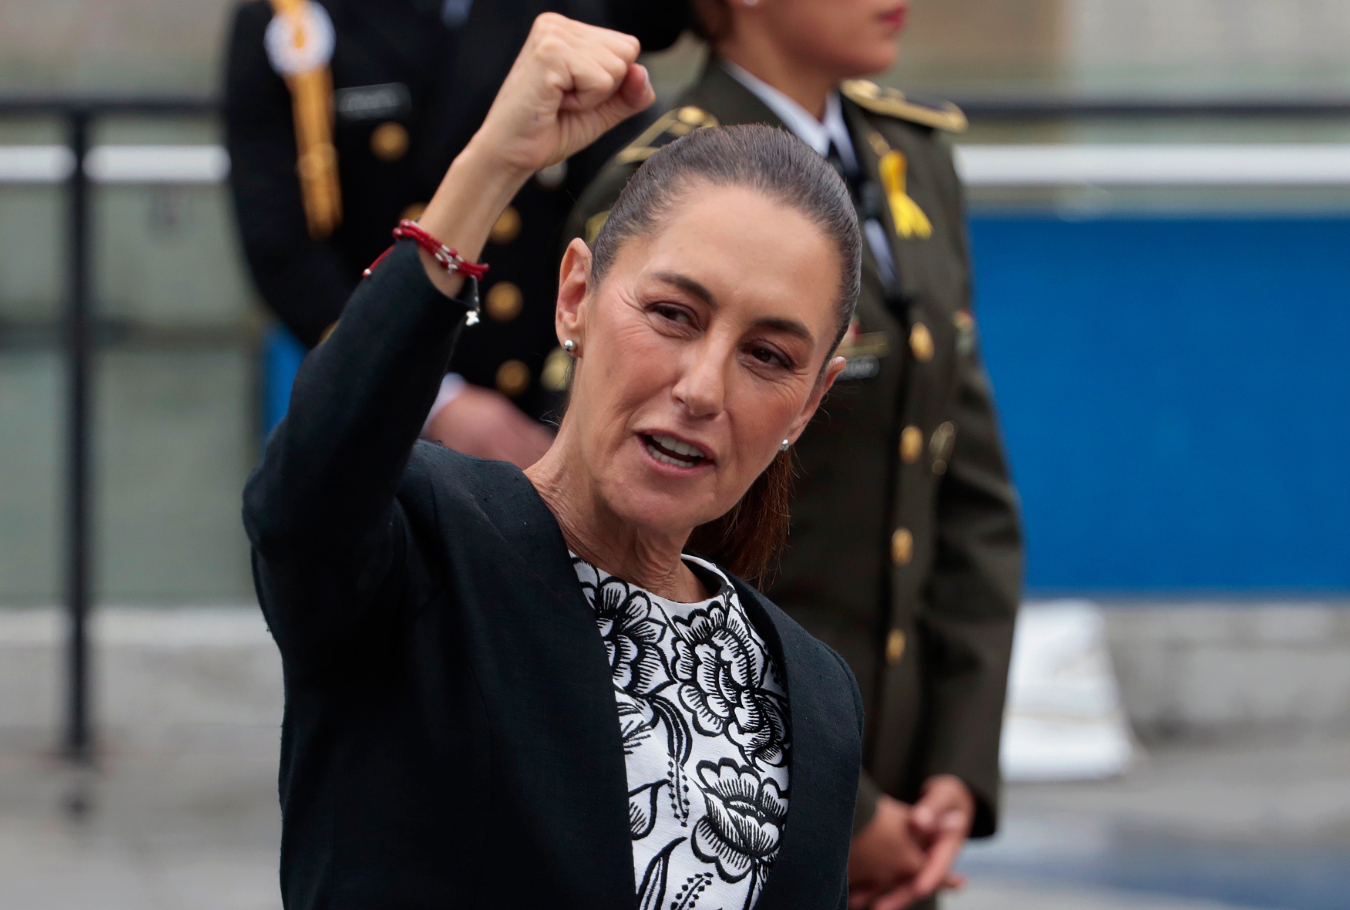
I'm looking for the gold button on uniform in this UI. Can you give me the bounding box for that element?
[900,425,923,463]
[910,323,934,362]
[495,359,530,397]
[891,528,913,566]
[370,122,410,161]
[489,206,521,244]
[485,282,523,322]
[885,629,907,665]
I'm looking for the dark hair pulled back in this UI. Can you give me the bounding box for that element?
[589,123,861,584]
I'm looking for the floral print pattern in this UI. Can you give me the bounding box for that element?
[573,555,791,910]
[593,577,665,695]
[671,606,790,767]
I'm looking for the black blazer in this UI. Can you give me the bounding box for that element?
[243,241,864,910]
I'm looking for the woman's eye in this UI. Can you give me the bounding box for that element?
[749,345,790,368]
[654,304,692,325]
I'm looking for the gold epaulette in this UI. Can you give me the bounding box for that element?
[615,105,719,166]
[841,80,967,133]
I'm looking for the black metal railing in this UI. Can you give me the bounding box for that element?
[0,96,215,763]
[1,92,1348,766]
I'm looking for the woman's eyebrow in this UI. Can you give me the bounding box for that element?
[755,316,814,343]
[651,270,815,343]
[653,270,716,306]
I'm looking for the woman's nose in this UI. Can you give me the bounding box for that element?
[672,352,726,419]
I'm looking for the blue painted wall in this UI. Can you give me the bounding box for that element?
[969,215,1350,592]
[262,215,1350,592]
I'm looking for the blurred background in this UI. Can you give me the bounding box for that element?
[1,1,1347,909]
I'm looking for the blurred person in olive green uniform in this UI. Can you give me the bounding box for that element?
[569,2,1021,906]
[224,0,674,465]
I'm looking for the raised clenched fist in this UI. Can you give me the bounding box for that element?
[411,14,653,298]
[469,13,656,177]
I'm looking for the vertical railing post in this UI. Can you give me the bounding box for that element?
[63,108,93,763]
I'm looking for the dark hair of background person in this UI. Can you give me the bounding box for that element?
[604,0,691,52]
[589,124,862,583]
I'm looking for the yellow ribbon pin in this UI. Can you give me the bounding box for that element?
[878,150,932,240]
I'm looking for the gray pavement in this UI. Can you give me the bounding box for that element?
[3,726,1348,910]
[957,735,1350,910]
[0,728,280,910]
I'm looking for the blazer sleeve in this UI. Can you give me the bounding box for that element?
[223,0,355,348]
[913,145,1022,838]
[242,242,472,671]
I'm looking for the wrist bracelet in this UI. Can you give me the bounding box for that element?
[363,220,489,324]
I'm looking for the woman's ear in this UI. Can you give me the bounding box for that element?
[785,355,847,443]
[556,237,593,347]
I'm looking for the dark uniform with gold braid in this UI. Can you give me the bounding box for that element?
[224,0,655,418]
[569,62,1023,845]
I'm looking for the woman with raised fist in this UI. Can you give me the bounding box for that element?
[571,4,1024,908]
[244,13,864,910]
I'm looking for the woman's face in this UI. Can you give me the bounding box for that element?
[747,0,908,78]
[556,185,845,540]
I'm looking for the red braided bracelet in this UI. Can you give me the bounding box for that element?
[362,220,488,325]
[363,220,489,281]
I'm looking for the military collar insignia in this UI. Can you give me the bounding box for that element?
[841,80,967,134]
[615,106,719,166]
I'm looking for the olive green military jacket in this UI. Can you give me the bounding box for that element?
[567,62,1022,838]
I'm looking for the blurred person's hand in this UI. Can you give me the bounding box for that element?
[848,776,973,910]
[903,775,974,904]
[422,385,553,469]
[848,794,926,908]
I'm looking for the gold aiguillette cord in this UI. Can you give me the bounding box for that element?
[269,0,342,239]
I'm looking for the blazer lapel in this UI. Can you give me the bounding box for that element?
[735,581,862,910]
[436,456,637,910]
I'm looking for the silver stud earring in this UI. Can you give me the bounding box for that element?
[562,339,576,354]
[779,439,790,452]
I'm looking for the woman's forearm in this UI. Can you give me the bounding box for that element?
[415,139,533,298]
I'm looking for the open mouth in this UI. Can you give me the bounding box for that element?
[642,434,708,470]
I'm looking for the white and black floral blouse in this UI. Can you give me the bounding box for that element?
[572,554,791,910]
